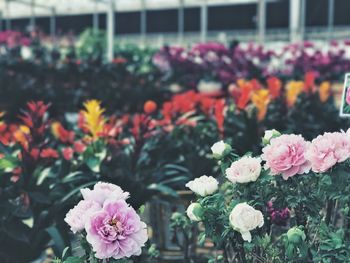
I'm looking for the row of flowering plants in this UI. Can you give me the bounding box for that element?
[153,40,350,92]
[153,72,347,155]
[182,127,350,262]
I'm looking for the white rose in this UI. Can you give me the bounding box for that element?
[211,140,231,159]
[186,203,203,221]
[346,128,350,137]
[185,175,219,197]
[197,80,222,94]
[262,129,281,145]
[229,203,264,242]
[225,156,261,184]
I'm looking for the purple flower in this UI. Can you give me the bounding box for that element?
[267,201,290,226]
[81,182,129,205]
[85,199,148,259]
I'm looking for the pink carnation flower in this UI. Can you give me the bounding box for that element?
[64,200,101,233]
[306,132,350,173]
[261,134,311,180]
[81,182,129,205]
[85,199,148,259]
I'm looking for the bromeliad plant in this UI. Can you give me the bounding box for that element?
[184,128,350,263]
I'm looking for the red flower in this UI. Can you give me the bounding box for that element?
[40,148,59,159]
[62,147,74,161]
[112,57,127,64]
[30,148,40,160]
[73,141,86,153]
[20,101,50,129]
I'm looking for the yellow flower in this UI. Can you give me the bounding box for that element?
[251,89,270,121]
[286,81,304,107]
[81,100,106,139]
[51,121,61,138]
[319,81,331,103]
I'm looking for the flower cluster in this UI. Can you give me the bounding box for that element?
[184,127,350,262]
[65,182,148,260]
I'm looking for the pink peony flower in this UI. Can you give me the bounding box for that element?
[306,132,350,173]
[261,134,311,180]
[85,199,148,259]
[64,200,101,233]
[346,87,350,105]
[81,182,129,205]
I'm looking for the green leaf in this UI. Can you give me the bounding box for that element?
[37,167,51,185]
[62,247,70,260]
[0,155,18,172]
[64,256,84,263]
[46,226,66,257]
[85,157,101,173]
[147,183,178,197]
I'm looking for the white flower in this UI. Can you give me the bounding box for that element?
[185,175,218,197]
[169,83,182,93]
[186,203,203,221]
[347,128,350,137]
[211,140,231,159]
[229,203,264,242]
[21,46,32,60]
[226,156,261,184]
[81,182,129,205]
[197,80,222,94]
[262,129,281,145]
[64,200,101,233]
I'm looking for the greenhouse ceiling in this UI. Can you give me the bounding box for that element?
[0,0,275,18]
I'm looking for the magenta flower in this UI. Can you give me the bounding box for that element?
[81,182,129,205]
[64,200,101,233]
[306,132,350,173]
[262,134,311,180]
[85,199,148,259]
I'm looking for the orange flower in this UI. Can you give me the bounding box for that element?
[13,125,30,149]
[304,71,317,93]
[319,81,331,102]
[144,100,157,114]
[251,89,270,121]
[51,122,75,143]
[237,79,253,110]
[267,76,282,99]
[214,99,225,135]
[286,81,304,107]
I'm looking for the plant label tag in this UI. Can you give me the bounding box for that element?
[340,73,350,117]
